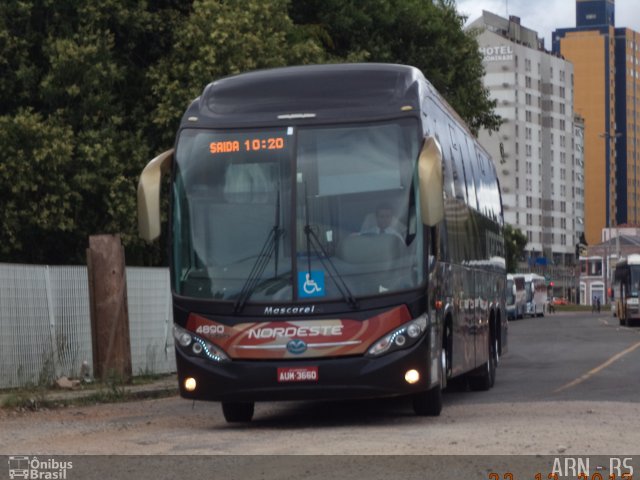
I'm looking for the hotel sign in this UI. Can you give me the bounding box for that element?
[480,45,514,62]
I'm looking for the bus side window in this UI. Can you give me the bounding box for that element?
[446,124,467,203]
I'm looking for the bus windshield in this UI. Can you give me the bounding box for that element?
[506,279,515,305]
[525,282,533,302]
[630,267,640,297]
[171,118,423,303]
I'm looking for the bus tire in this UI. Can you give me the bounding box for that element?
[222,401,255,423]
[468,332,497,391]
[412,330,448,416]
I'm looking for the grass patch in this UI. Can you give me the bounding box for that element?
[1,387,52,411]
[1,373,177,411]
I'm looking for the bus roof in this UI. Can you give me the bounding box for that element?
[523,273,545,281]
[182,63,425,128]
[617,253,640,266]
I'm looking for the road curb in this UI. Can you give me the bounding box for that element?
[0,374,179,409]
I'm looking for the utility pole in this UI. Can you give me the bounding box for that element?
[87,234,132,382]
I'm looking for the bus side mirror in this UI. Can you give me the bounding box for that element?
[418,136,444,226]
[137,149,174,242]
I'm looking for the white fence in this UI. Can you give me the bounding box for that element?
[0,264,175,389]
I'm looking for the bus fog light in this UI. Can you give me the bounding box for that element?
[192,342,203,354]
[394,335,407,346]
[184,377,197,392]
[405,369,420,384]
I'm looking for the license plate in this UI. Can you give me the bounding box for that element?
[277,366,319,383]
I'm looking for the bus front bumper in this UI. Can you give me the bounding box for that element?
[174,337,435,403]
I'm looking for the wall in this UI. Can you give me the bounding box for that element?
[0,264,175,389]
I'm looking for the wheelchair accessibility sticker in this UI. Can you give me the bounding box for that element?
[298,271,325,298]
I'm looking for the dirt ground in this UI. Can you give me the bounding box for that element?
[1,394,639,455]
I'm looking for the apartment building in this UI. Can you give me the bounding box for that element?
[553,0,640,245]
[468,11,584,266]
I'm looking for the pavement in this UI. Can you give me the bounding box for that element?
[0,373,179,409]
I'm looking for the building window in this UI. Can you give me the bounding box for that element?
[589,259,602,276]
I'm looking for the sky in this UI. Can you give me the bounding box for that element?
[455,0,640,50]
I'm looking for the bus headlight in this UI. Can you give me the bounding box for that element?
[173,324,230,363]
[366,314,428,357]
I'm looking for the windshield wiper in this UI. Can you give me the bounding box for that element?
[301,182,358,310]
[234,190,282,314]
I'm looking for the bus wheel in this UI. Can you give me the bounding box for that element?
[222,401,255,423]
[468,334,497,391]
[412,340,447,416]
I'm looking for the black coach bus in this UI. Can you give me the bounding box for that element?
[138,63,507,422]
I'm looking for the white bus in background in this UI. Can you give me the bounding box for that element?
[524,273,547,317]
[613,254,640,326]
[506,273,525,320]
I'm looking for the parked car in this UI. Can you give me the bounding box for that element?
[551,297,568,305]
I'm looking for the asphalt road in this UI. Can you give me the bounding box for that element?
[1,311,639,478]
[463,309,640,404]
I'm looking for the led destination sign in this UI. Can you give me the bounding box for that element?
[209,136,286,154]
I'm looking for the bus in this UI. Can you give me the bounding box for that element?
[506,273,525,320]
[613,254,640,326]
[523,273,547,317]
[138,63,507,422]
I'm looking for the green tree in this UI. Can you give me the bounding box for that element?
[289,0,501,134]
[504,224,528,273]
[1,0,502,266]
[0,0,189,264]
[0,110,77,261]
[148,0,326,147]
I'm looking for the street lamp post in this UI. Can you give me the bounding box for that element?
[599,131,622,306]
